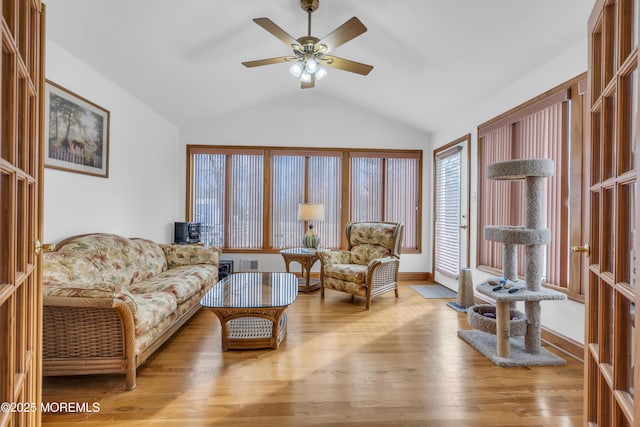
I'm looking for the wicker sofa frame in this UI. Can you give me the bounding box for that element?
[43,294,203,390]
[42,233,219,390]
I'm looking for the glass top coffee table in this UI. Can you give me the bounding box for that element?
[200,272,298,351]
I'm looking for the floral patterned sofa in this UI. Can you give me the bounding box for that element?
[42,233,220,390]
[319,222,404,310]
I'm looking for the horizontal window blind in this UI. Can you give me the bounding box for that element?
[434,147,461,277]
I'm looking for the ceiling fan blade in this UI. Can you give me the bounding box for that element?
[316,17,367,54]
[253,17,301,48]
[323,56,373,75]
[242,56,294,68]
[301,73,315,89]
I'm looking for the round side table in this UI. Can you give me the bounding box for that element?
[280,248,323,293]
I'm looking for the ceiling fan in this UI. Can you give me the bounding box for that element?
[242,0,373,89]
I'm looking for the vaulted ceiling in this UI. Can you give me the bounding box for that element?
[45,0,593,134]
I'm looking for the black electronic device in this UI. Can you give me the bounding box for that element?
[174,222,202,244]
[218,260,234,280]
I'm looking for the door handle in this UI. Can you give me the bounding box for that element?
[460,224,468,229]
[570,244,589,256]
[35,240,55,255]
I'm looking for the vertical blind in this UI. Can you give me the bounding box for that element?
[229,154,264,249]
[271,153,342,248]
[190,147,421,251]
[350,155,420,249]
[308,156,341,248]
[434,147,462,277]
[478,102,566,287]
[386,158,419,249]
[271,155,305,248]
[350,157,383,221]
[193,153,226,247]
[192,152,264,248]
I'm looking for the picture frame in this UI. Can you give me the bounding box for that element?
[44,80,110,178]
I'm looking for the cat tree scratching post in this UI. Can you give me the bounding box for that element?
[458,159,567,367]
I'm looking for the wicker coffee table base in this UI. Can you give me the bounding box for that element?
[210,307,288,351]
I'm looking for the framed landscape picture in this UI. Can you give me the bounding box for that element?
[44,80,110,177]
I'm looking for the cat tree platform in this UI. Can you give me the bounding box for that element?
[467,304,527,337]
[459,158,566,367]
[486,158,554,180]
[459,283,567,367]
[484,226,550,246]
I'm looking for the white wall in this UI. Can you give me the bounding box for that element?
[44,40,182,244]
[180,91,431,274]
[430,39,588,344]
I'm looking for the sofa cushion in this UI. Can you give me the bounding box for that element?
[160,244,220,268]
[323,277,367,297]
[127,264,218,304]
[131,292,177,336]
[318,250,351,265]
[43,251,105,287]
[349,222,399,251]
[350,244,390,265]
[130,238,168,282]
[47,233,139,286]
[324,263,367,284]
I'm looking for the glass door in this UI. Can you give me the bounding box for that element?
[585,0,638,425]
[433,134,470,289]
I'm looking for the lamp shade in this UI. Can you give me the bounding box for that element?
[297,203,325,221]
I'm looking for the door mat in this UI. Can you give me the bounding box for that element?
[410,284,457,299]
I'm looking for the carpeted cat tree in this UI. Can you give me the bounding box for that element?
[458,159,567,367]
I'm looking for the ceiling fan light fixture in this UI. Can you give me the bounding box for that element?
[305,58,318,73]
[290,62,303,77]
[315,65,327,80]
[300,70,312,82]
[242,0,373,89]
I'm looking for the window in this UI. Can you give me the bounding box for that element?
[191,148,264,248]
[477,74,585,297]
[271,151,342,249]
[188,146,422,252]
[350,153,421,249]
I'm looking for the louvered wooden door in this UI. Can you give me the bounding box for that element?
[585,0,639,425]
[0,1,44,426]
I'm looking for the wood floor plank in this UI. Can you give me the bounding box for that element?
[42,282,584,426]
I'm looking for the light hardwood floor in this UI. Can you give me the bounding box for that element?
[42,282,584,426]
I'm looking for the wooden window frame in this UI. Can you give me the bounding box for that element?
[186,145,422,253]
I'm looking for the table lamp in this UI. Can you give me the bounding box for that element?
[298,203,324,248]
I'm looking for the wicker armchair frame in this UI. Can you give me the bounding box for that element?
[320,222,404,310]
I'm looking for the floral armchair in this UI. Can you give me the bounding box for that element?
[318,222,404,310]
